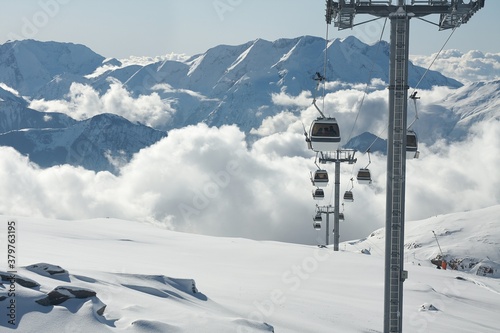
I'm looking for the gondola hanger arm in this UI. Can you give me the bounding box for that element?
[365,149,372,169]
[408,91,420,130]
[313,98,326,119]
[312,72,326,118]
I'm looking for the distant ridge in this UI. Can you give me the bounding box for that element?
[0,37,497,171]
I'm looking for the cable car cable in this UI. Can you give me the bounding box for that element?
[410,24,457,94]
[322,23,330,112]
[344,18,388,146]
[342,18,386,189]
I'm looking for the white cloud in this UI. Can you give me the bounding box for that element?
[29,82,176,128]
[271,90,312,107]
[262,81,390,146]
[250,111,301,137]
[411,49,500,83]
[406,119,500,219]
[152,83,218,102]
[1,114,498,246]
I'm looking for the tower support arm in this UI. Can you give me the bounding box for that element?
[329,1,486,28]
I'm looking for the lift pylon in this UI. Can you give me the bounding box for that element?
[325,1,485,332]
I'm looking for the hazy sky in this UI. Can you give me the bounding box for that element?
[0,0,498,59]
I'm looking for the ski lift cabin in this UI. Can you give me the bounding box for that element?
[312,170,329,187]
[313,221,321,230]
[357,169,372,184]
[309,118,341,152]
[339,213,345,221]
[406,130,419,159]
[312,188,325,200]
[343,190,354,202]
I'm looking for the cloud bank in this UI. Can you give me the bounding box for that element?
[29,81,176,128]
[6,70,499,245]
[2,107,499,245]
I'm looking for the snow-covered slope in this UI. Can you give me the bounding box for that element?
[347,205,500,278]
[442,79,500,140]
[1,205,499,332]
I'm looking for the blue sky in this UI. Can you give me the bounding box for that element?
[1,0,498,58]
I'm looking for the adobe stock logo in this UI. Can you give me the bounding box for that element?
[178,160,241,223]
[338,18,386,65]
[7,0,73,41]
[213,0,244,21]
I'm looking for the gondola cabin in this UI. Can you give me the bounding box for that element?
[312,188,325,200]
[313,214,322,223]
[312,170,329,187]
[339,213,345,221]
[357,168,372,184]
[343,190,354,202]
[406,130,419,159]
[313,221,321,230]
[309,117,341,152]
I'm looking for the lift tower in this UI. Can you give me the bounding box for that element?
[318,149,356,251]
[325,1,484,332]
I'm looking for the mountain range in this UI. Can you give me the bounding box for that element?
[0,37,498,170]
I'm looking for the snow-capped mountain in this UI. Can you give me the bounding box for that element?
[97,35,462,132]
[0,37,497,172]
[0,112,166,173]
[3,37,462,128]
[0,40,104,98]
[344,131,387,154]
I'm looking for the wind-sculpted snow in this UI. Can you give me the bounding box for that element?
[0,255,273,332]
